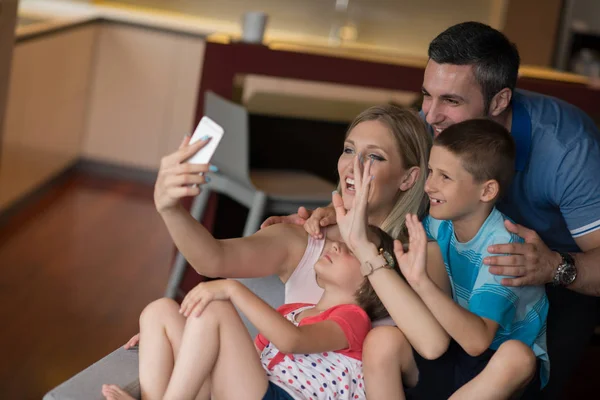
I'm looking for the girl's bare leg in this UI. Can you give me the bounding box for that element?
[449,340,537,400]
[163,300,269,400]
[138,297,187,400]
[102,298,188,400]
[363,326,419,400]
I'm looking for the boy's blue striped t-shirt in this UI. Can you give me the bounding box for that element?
[424,208,550,387]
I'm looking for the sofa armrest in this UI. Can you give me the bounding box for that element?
[43,347,140,400]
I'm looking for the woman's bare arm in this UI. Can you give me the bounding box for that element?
[160,204,307,280]
[154,133,308,282]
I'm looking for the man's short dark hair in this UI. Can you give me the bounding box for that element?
[433,119,516,199]
[428,21,520,113]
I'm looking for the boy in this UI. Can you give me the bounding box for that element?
[404,118,549,399]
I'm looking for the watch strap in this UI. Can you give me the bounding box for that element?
[360,251,389,277]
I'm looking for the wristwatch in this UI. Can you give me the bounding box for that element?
[360,248,395,277]
[552,252,577,287]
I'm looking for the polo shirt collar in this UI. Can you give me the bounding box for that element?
[510,93,532,171]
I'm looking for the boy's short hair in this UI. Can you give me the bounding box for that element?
[356,226,403,321]
[433,119,516,199]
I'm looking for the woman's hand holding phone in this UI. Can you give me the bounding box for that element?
[154,117,224,214]
[154,135,214,214]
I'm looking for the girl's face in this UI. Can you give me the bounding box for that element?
[314,241,364,293]
[337,120,408,226]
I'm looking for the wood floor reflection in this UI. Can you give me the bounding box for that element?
[0,171,174,400]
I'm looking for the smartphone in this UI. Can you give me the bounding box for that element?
[186,116,224,164]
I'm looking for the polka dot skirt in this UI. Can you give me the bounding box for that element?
[260,307,366,400]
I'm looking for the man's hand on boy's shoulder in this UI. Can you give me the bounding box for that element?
[483,219,559,287]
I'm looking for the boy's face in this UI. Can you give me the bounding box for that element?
[425,145,485,221]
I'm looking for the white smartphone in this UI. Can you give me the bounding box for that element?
[186,116,224,164]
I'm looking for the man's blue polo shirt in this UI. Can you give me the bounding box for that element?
[423,89,600,251]
[496,90,600,252]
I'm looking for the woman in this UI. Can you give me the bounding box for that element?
[111,105,449,398]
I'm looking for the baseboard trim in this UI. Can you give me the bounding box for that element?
[0,159,158,225]
[0,161,78,226]
[75,159,158,185]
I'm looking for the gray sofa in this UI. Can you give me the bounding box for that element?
[43,275,285,400]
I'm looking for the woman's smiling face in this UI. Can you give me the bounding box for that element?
[337,120,407,225]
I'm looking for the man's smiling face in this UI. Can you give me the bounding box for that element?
[421,60,488,137]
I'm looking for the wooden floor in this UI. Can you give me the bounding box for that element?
[1,170,599,399]
[0,171,175,400]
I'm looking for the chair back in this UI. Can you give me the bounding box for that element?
[204,91,253,187]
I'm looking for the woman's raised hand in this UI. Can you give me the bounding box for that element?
[333,154,374,257]
[154,135,216,213]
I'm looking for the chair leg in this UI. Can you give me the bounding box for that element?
[242,191,267,237]
[164,188,212,299]
[189,187,212,221]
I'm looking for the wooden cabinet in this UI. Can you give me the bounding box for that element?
[82,23,205,170]
[501,0,563,67]
[0,22,206,212]
[0,25,97,211]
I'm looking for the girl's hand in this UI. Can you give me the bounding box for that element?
[333,154,374,258]
[303,205,337,239]
[179,279,237,317]
[394,214,430,286]
[154,135,216,214]
[123,333,139,350]
[260,206,312,229]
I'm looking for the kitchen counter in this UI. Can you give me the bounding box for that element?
[18,0,590,86]
[16,0,221,40]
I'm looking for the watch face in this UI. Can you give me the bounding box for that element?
[561,264,577,285]
[557,252,577,286]
[382,250,395,268]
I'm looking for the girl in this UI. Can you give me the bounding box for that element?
[103,156,409,400]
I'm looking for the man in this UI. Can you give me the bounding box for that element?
[265,21,600,399]
[422,22,600,398]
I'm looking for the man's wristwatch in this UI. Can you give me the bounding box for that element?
[360,248,395,277]
[552,252,577,287]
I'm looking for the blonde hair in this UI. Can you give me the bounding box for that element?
[343,105,431,240]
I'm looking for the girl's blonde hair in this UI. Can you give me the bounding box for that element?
[343,105,431,240]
